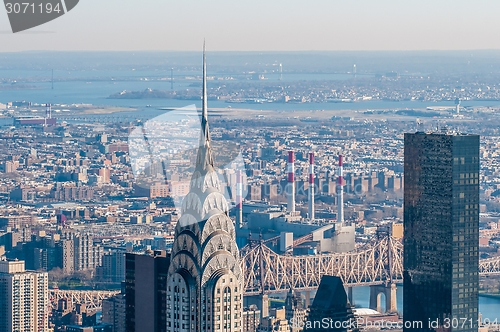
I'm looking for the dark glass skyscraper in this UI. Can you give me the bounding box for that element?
[125,251,170,332]
[404,132,479,332]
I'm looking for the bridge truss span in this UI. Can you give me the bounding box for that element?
[49,289,120,311]
[241,236,404,295]
[46,239,500,308]
[479,256,500,275]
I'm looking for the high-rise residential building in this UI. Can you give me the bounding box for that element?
[0,215,35,229]
[242,305,261,332]
[403,132,480,332]
[102,293,126,332]
[166,45,243,332]
[75,235,103,271]
[52,185,94,201]
[58,231,103,273]
[0,259,49,332]
[60,238,75,273]
[22,236,60,271]
[97,250,126,283]
[125,251,170,332]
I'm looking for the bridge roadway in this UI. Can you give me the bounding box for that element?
[49,236,500,308]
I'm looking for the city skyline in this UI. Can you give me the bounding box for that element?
[2,26,500,331]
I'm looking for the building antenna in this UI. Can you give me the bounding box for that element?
[279,63,283,81]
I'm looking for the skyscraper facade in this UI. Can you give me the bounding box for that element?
[0,260,49,332]
[166,46,243,332]
[125,251,170,332]
[404,132,479,332]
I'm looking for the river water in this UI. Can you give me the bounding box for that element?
[2,68,500,113]
[351,286,500,321]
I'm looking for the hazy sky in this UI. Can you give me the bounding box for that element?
[1,0,500,52]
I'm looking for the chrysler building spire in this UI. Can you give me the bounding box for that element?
[197,40,214,170]
[202,40,209,142]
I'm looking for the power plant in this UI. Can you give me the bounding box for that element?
[13,103,57,126]
[236,149,355,254]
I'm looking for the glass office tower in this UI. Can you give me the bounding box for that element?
[404,132,479,332]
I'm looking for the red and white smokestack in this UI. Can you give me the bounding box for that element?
[287,151,295,213]
[308,152,315,220]
[236,170,243,228]
[337,154,344,225]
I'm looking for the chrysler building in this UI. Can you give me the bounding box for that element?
[166,44,243,332]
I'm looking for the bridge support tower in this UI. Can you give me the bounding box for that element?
[369,283,397,313]
[347,286,353,305]
[302,290,311,307]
